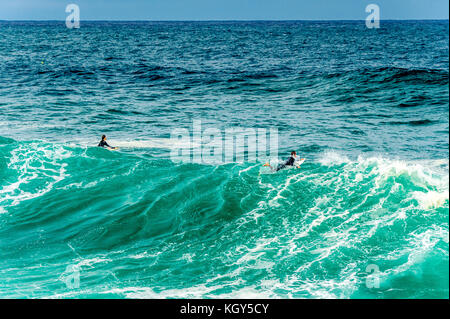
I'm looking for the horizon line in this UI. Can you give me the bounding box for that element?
[0,18,448,22]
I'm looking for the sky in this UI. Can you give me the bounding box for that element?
[0,0,448,20]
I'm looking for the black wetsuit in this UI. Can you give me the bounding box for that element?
[276,156,296,171]
[98,140,111,148]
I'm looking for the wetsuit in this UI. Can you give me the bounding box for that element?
[276,156,296,171]
[98,140,112,148]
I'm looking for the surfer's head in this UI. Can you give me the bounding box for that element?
[102,135,106,141]
[291,151,296,157]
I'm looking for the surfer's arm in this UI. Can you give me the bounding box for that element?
[104,142,118,150]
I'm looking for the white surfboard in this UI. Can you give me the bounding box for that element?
[296,158,306,166]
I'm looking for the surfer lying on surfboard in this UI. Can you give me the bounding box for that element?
[98,135,118,150]
[263,151,305,171]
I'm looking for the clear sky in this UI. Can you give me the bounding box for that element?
[0,0,448,20]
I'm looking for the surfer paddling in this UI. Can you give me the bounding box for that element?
[98,135,118,150]
[263,151,304,171]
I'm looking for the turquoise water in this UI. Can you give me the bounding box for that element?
[0,21,448,298]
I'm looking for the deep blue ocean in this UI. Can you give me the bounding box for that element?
[0,21,448,298]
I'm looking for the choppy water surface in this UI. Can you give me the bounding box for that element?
[0,21,448,298]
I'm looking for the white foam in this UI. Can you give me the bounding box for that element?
[413,190,449,209]
[73,137,201,149]
[0,143,71,208]
[318,151,350,166]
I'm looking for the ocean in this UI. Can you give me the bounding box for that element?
[0,20,448,298]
